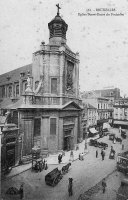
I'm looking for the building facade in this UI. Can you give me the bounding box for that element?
[81,91,112,131]
[81,87,121,119]
[0,7,82,165]
[113,98,128,129]
[82,103,97,138]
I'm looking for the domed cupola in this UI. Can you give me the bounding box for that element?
[48,4,68,45]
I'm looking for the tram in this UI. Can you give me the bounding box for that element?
[117,151,128,174]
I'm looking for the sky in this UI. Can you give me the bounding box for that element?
[0,0,128,96]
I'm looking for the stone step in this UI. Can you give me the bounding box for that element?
[21,155,32,164]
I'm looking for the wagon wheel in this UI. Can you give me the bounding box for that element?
[52,177,59,186]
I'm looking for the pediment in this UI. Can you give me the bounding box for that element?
[62,101,82,111]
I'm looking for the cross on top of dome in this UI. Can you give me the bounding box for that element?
[56,3,61,16]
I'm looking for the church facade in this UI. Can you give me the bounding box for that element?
[0,6,82,161]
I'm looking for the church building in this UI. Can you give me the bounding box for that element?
[0,5,82,162]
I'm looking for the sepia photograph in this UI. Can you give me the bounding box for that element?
[0,0,128,199]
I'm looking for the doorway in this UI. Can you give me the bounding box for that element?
[6,145,15,167]
[64,136,71,151]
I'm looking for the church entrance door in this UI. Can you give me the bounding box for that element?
[64,136,71,151]
[63,130,73,151]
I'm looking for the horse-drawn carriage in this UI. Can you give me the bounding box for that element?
[121,130,127,139]
[45,168,63,186]
[45,163,71,186]
[109,133,115,141]
[31,147,43,172]
[89,139,98,147]
[89,139,108,149]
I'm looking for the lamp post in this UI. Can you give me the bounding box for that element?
[84,127,89,153]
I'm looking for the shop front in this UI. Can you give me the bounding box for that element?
[97,119,109,132]
[1,124,19,173]
[113,120,128,129]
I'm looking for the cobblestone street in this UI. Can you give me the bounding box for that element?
[1,128,128,200]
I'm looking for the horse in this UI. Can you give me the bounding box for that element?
[62,163,71,174]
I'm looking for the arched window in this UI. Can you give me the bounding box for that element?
[25,82,27,91]
[16,85,19,96]
[8,86,12,97]
[2,86,5,98]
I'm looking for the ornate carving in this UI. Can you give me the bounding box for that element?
[66,61,74,91]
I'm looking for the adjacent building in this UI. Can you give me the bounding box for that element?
[113,98,128,129]
[81,91,112,132]
[92,87,120,100]
[82,103,97,138]
[0,6,82,167]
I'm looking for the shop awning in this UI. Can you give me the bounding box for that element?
[89,128,98,134]
[114,121,128,126]
[103,123,110,129]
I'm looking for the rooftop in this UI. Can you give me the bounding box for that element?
[0,64,32,86]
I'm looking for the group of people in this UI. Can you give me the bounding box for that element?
[34,159,48,172]
[96,145,116,161]
[96,149,105,160]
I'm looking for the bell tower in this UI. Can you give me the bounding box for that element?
[48,4,68,45]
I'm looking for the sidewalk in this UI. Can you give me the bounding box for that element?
[3,139,91,180]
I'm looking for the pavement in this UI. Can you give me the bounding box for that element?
[3,137,92,180]
[2,128,128,200]
[3,127,127,181]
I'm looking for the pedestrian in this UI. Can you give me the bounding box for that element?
[113,138,116,144]
[60,154,62,163]
[70,150,74,162]
[119,126,121,133]
[45,161,48,170]
[102,178,107,193]
[101,149,105,161]
[58,154,61,164]
[39,161,43,172]
[68,178,73,196]
[81,152,84,160]
[19,183,24,199]
[96,149,98,158]
[79,153,81,160]
[43,159,46,170]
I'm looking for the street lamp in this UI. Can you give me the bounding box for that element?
[84,131,89,153]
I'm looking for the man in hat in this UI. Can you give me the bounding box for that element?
[68,178,73,196]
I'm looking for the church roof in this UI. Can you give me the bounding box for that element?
[0,64,32,86]
[50,15,66,24]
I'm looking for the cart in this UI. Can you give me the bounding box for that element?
[121,130,126,139]
[109,133,115,141]
[45,168,63,186]
[109,151,115,159]
[31,147,43,172]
